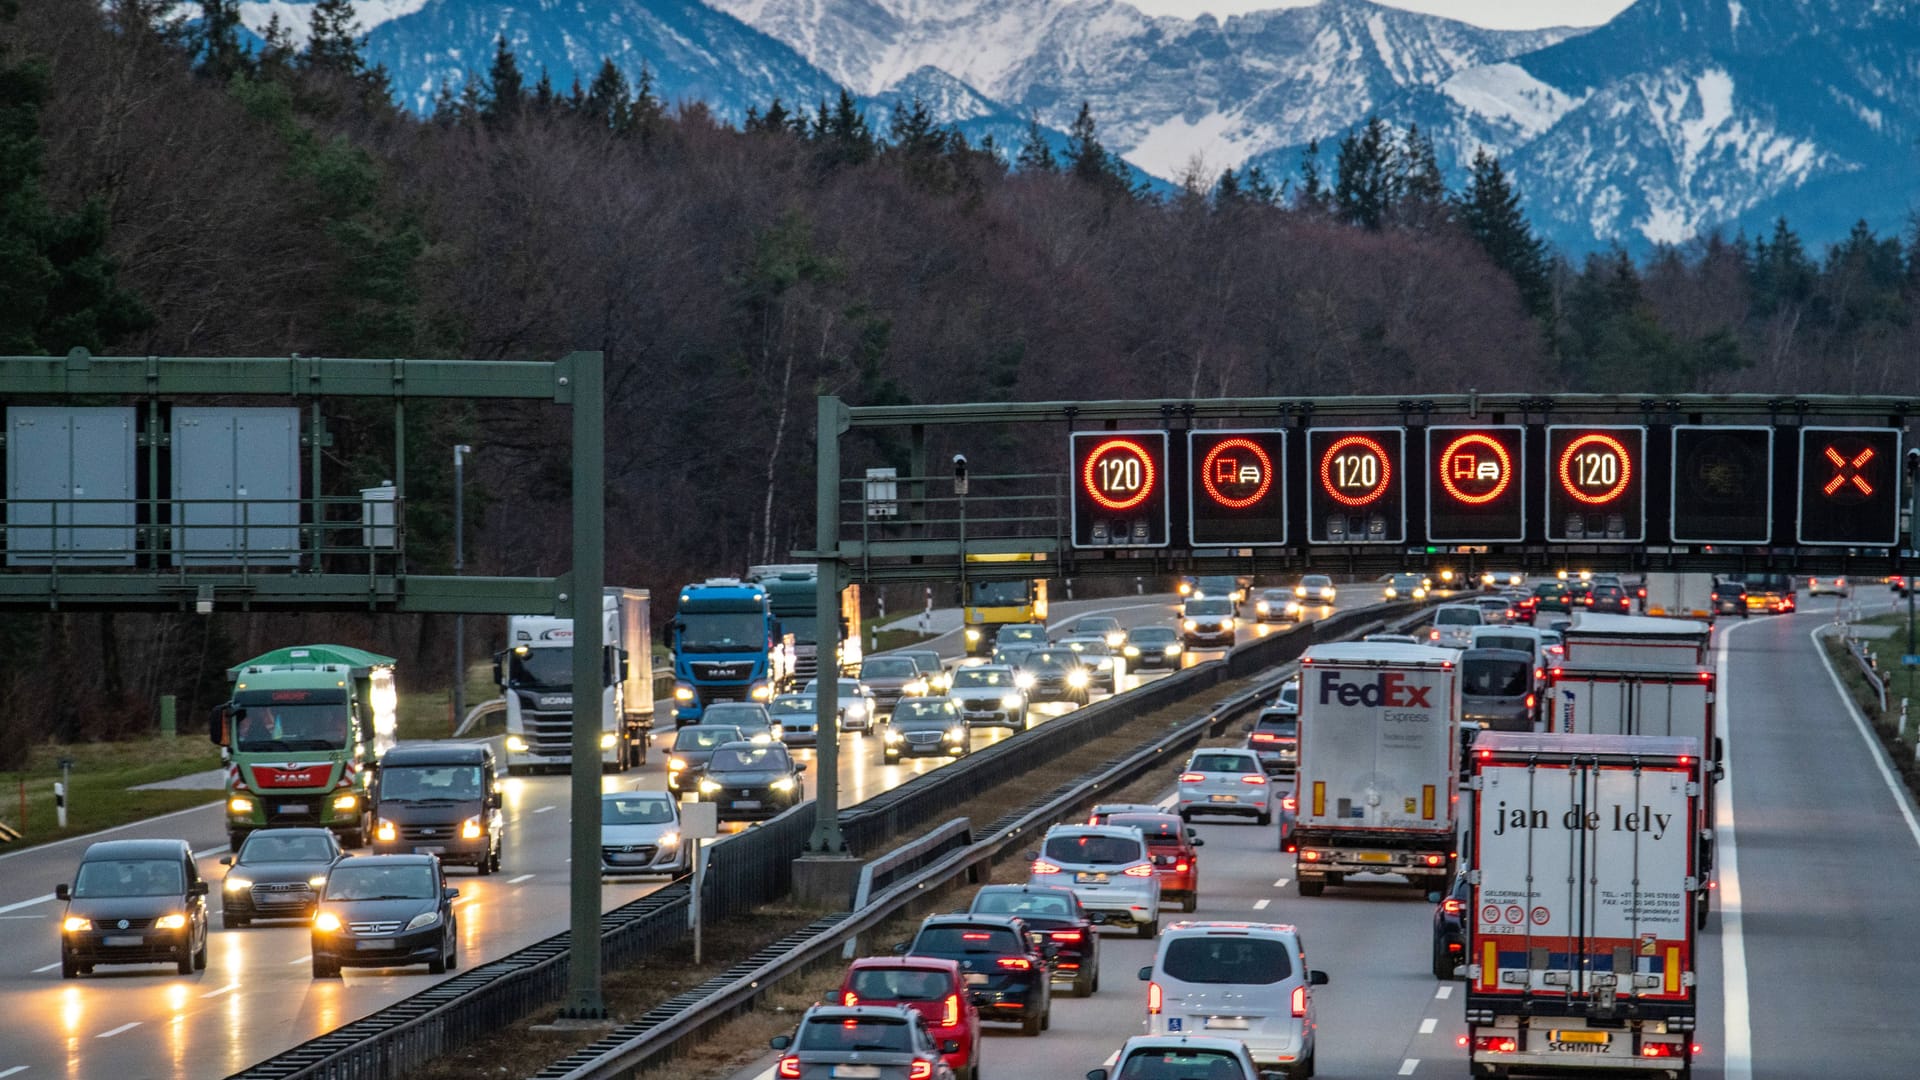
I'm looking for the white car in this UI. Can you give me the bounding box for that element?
[598,790,689,876]
[1807,575,1851,597]
[1029,824,1161,937]
[801,677,878,732]
[1088,1035,1286,1080]
[1427,604,1485,649]
[945,664,1028,729]
[1139,922,1328,1077]
[1176,747,1276,825]
[1294,575,1337,604]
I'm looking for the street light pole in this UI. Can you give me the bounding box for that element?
[453,444,472,732]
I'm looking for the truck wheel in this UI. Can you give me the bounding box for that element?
[1695,892,1710,931]
[631,733,648,766]
[1297,877,1324,898]
[228,830,248,852]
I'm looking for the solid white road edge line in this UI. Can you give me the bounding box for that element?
[1716,618,1759,1080]
[1809,624,1920,849]
[32,961,60,973]
[0,895,54,915]
[0,1065,28,1077]
[507,873,535,884]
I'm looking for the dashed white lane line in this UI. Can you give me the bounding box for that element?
[0,894,54,915]
[533,805,556,814]
[200,984,239,999]
[1,1065,29,1077]
[1398,1058,1419,1075]
[1271,878,1287,888]
[507,873,535,885]
[31,962,60,973]
[1434,984,1453,1000]
[1252,899,1270,911]
[1419,1018,1437,1034]
[288,955,311,965]
[96,1022,140,1039]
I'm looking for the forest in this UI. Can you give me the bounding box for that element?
[2,0,1918,758]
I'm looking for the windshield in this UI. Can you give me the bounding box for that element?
[848,966,953,1002]
[1464,658,1530,697]
[970,580,1031,606]
[704,704,771,727]
[1161,935,1293,984]
[769,697,814,715]
[1303,576,1332,587]
[679,612,765,652]
[1436,608,1481,625]
[1190,751,1257,773]
[232,702,351,753]
[1043,833,1144,866]
[710,746,791,772]
[1130,628,1175,643]
[914,925,1024,953]
[73,858,184,898]
[780,614,819,644]
[797,1016,912,1053]
[1476,634,1534,652]
[862,658,919,678]
[1028,651,1076,671]
[507,645,573,690]
[1195,577,1237,593]
[972,890,1073,917]
[1109,814,1184,841]
[996,625,1045,644]
[1075,618,1120,633]
[380,764,482,802]
[951,668,1013,689]
[325,864,435,901]
[604,795,675,824]
[1118,1049,1247,1079]
[1064,640,1112,656]
[239,832,334,863]
[1186,600,1233,616]
[891,707,957,730]
[1255,716,1299,737]
[673,726,745,749]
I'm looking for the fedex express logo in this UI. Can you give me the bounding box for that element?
[1316,671,1433,708]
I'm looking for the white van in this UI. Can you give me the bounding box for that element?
[1426,603,1485,649]
[1137,921,1328,1077]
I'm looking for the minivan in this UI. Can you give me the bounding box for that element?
[371,743,504,873]
[1138,921,1328,1075]
[56,838,210,978]
[1427,604,1485,648]
[1459,647,1538,732]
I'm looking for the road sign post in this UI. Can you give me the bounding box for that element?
[681,801,719,965]
[563,354,607,1019]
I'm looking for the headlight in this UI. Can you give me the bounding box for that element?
[946,728,966,741]
[506,735,528,752]
[332,793,358,811]
[314,911,342,932]
[699,779,721,794]
[750,683,772,701]
[770,777,796,792]
[1326,589,1336,600]
[224,876,254,892]
[1014,672,1035,690]
[674,684,695,702]
[1164,644,1181,655]
[405,911,440,931]
[1183,619,1197,631]
[462,815,484,840]
[668,756,687,771]
[1105,632,1125,647]
[308,875,328,888]
[63,916,91,932]
[1384,587,1396,598]
[228,796,255,815]
[1067,670,1090,688]
[1295,585,1306,597]
[1257,601,1271,613]
[884,729,902,744]
[1441,569,1456,582]
[1000,694,1022,709]
[600,731,617,750]
[658,830,680,847]
[905,680,928,696]
[845,702,867,718]
[965,628,982,642]
[1178,582,1192,594]
[155,914,187,930]
[1123,645,1140,657]
[376,819,397,842]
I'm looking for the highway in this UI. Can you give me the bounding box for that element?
[823,591,1920,1080]
[0,588,1380,1080]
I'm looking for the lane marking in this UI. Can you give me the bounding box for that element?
[1398,1059,1418,1075]
[0,1066,27,1078]
[533,806,556,814]
[0,914,46,920]
[0,801,222,864]
[32,961,60,973]
[1810,624,1920,849]
[507,873,535,884]
[200,984,239,999]
[288,955,311,965]
[1271,878,1287,888]
[1434,985,1453,1000]
[96,1022,140,1039]
[1716,617,1764,1080]
[1419,1018,1437,1034]
[0,895,53,915]
[1252,898,1270,911]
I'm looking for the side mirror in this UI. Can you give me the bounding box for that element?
[189,881,209,897]
[444,887,460,900]
[1190,837,1205,847]
[492,654,505,686]
[55,884,70,901]
[1309,969,1330,985]
[941,1039,961,1055]
[1088,1071,1111,1080]
[1136,966,1152,981]
[795,762,808,773]
[892,942,909,955]
[770,1035,792,1051]
[208,704,231,746]
[219,856,233,866]
[1022,850,1038,862]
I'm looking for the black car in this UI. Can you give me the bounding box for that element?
[371,743,504,873]
[310,853,459,977]
[967,884,1102,998]
[899,914,1054,1035]
[1583,583,1633,614]
[219,827,343,927]
[1121,626,1182,670]
[697,741,806,820]
[1020,648,1092,706]
[882,698,971,762]
[56,838,210,978]
[1711,579,1750,617]
[1245,709,1299,776]
[664,723,748,793]
[1432,871,1471,980]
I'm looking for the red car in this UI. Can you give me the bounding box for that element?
[1107,811,1202,913]
[838,957,980,1080]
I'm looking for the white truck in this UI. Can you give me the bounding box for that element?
[1465,732,1700,1079]
[496,587,653,774]
[1637,572,1715,620]
[1562,613,1711,667]
[1292,642,1461,897]
[1547,659,1722,930]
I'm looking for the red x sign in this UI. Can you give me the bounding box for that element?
[1822,444,1875,497]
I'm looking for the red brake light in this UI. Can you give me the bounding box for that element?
[1291,984,1308,1017]
[1301,850,1321,861]
[777,1056,802,1078]
[1442,898,1464,915]
[1251,732,1281,743]
[1147,980,1163,1014]
[1050,930,1083,943]
[1282,795,1297,811]
[1525,693,1536,709]
[1474,1036,1517,1054]
[909,1060,935,1079]
[1179,772,1205,783]
[1123,863,1155,878]
[960,932,992,940]
[1641,1043,1677,1059]
[1031,860,1061,875]
[1174,861,1190,873]
[1424,854,1444,866]
[1241,774,1267,785]
[996,956,1031,971]
[942,993,960,1027]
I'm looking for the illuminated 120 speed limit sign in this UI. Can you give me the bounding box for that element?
[1070,431,1169,548]
[1307,427,1404,544]
[1545,426,1645,542]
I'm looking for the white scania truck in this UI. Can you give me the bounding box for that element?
[497,587,652,773]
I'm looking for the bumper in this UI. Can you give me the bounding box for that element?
[371,834,491,865]
[1130,653,1179,668]
[966,980,1043,1021]
[228,792,362,834]
[883,740,966,758]
[224,885,319,919]
[1155,873,1197,899]
[1181,631,1235,646]
[313,925,444,969]
[697,792,799,820]
[63,929,191,966]
[1296,843,1451,878]
[779,728,818,747]
[1177,792,1269,817]
[958,708,1020,727]
[600,846,688,876]
[1150,1018,1306,1065]
[1070,890,1159,925]
[1252,750,1298,774]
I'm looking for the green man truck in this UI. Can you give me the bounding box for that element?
[210,644,398,850]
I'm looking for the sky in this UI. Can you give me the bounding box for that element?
[1119,0,1638,30]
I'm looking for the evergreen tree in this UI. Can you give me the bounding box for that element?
[1213,167,1243,207]
[429,77,460,126]
[1749,217,1815,316]
[1241,164,1280,205]
[566,75,586,115]
[1295,139,1327,212]
[304,0,364,77]
[193,0,249,82]
[1398,124,1446,221]
[482,34,524,126]
[1904,214,1920,298]
[1063,101,1128,195]
[747,96,793,135]
[1459,149,1550,318]
[814,89,875,167]
[1016,114,1056,172]
[257,12,296,79]
[532,67,555,115]
[585,57,632,133]
[1334,116,1397,230]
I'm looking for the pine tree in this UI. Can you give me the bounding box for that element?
[748,96,793,135]
[257,13,296,79]
[1241,164,1280,206]
[193,0,249,82]
[1296,139,1327,213]
[632,63,665,144]
[1334,116,1397,230]
[430,78,460,126]
[304,0,364,77]
[585,57,632,133]
[1063,102,1127,195]
[1016,114,1056,172]
[815,89,875,167]
[1749,217,1815,316]
[1459,149,1550,318]
[1213,167,1243,208]
[532,67,555,115]
[482,34,524,126]
[1398,124,1446,222]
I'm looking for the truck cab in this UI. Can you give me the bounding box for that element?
[497,588,652,774]
[672,579,791,724]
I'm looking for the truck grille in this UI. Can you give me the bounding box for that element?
[701,684,751,704]
[792,654,819,681]
[521,713,578,753]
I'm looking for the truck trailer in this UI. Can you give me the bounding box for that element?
[1465,732,1700,1078]
[1292,642,1461,896]
[497,588,653,773]
[1561,613,1711,667]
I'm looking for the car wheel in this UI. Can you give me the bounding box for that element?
[223,913,249,930]
[1256,811,1273,826]
[1040,1003,1051,1031]
[446,930,458,970]
[429,930,450,974]
[1177,809,1192,824]
[1136,919,1158,940]
[1432,944,1457,982]
[1180,894,1197,914]
[177,948,194,976]
[312,956,340,978]
[193,934,208,970]
[1020,1009,1043,1036]
[61,955,78,979]
[476,851,493,875]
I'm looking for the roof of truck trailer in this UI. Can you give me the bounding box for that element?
[1565,613,1709,637]
[1473,731,1700,760]
[1302,641,1457,666]
[228,644,395,679]
[1551,658,1712,678]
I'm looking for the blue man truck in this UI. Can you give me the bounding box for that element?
[671,578,794,725]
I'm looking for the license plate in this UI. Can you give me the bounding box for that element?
[1358,852,1394,863]
[732,800,762,809]
[1075,871,1109,884]
[355,939,395,951]
[278,803,308,814]
[832,1067,882,1080]
[413,846,445,855]
[1206,1017,1249,1030]
[1550,1030,1611,1046]
[103,935,143,947]
[964,973,989,985]
[1209,794,1238,803]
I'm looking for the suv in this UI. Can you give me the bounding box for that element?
[1139,922,1329,1078]
[837,958,980,1079]
[1459,647,1537,733]
[861,655,934,712]
[1246,708,1299,776]
[894,648,952,693]
[1582,583,1632,614]
[1176,747,1275,824]
[899,914,1053,1035]
[771,1004,959,1079]
[371,743,504,873]
[56,838,210,978]
[1180,598,1238,648]
[1427,604,1484,648]
[945,665,1028,730]
[1522,581,1571,623]
[1029,824,1161,937]
[1021,647,1094,706]
[969,883,1101,997]
[1107,812,1203,913]
[1069,616,1127,648]
[1089,1035,1280,1080]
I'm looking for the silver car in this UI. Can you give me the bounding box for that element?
[1029,824,1161,937]
[598,791,689,876]
[1426,603,1485,649]
[1176,747,1276,824]
[802,677,879,732]
[945,664,1028,729]
[1141,922,1328,1074]
[769,1005,958,1080]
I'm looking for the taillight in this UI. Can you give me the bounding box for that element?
[1291,984,1307,1017]
[1474,1036,1517,1053]
[1442,898,1464,915]
[1640,1043,1678,1058]
[776,1056,802,1078]
[1179,772,1205,783]
[1050,930,1083,943]
[1282,795,1297,811]
[942,993,960,1027]
[961,932,991,940]
[1241,774,1267,785]
[1251,732,1280,743]
[1147,980,1163,1014]
[1031,859,1061,875]
[1174,862,1190,873]
[909,1060,935,1079]
[997,956,1032,970]
[1123,863,1155,878]
[1525,693,1536,709]
[842,990,858,1006]
[1300,850,1321,861]
[1424,854,1444,866]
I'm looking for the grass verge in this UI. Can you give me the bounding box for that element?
[1819,630,1920,802]
[869,627,941,653]
[0,737,223,847]
[394,662,509,742]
